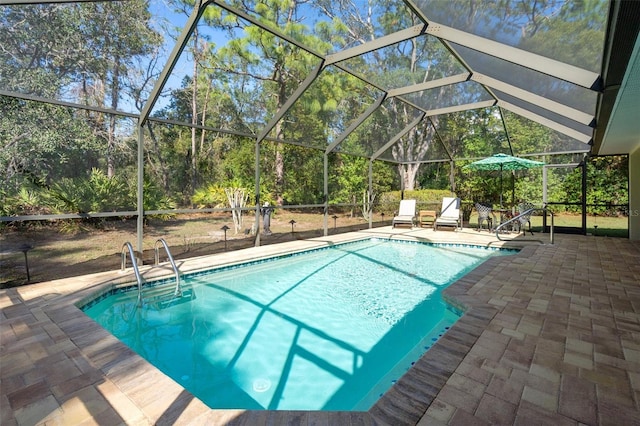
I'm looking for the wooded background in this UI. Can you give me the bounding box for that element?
[0,0,628,222]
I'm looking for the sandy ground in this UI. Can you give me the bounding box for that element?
[0,211,382,287]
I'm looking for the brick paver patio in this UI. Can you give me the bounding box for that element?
[2,228,639,425]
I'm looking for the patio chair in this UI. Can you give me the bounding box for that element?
[515,202,535,235]
[392,199,417,228]
[418,210,437,228]
[474,202,495,232]
[434,197,461,231]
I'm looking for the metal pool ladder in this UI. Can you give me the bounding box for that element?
[154,238,182,297]
[121,242,144,306]
[121,239,182,306]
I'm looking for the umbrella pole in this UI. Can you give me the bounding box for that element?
[511,171,515,207]
[500,164,503,208]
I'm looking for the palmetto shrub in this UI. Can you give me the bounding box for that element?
[47,168,131,214]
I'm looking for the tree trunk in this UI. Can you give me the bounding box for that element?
[404,163,419,190]
[225,187,248,234]
[274,91,285,206]
[146,121,169,191]
[275,144,284,206]
[199,79,210,154]
[449,161,456,193]
[107,55,120,179]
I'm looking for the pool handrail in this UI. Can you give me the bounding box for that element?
[121,242,143,306]
[495,206,554,244]
[154,238,182,296]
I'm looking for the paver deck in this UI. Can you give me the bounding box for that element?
[2,227,639,425]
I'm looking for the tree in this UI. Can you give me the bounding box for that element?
[0,98,96,193]
[0,2,162,195]
[77,0,162,178]
[0,4,99,192]
[164,0,338,206]
[561,155,629,215]
[0,4,89,97]
[315,0,468,190]
[330,154,394,215]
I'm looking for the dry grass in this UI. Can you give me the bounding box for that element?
[2,209,628,288]
[0,210,379,287]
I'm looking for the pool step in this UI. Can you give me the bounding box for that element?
[144,287,195,310]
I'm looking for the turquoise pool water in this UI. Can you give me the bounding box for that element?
[83,238,515,411]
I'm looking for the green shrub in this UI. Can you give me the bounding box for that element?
[140,179,176,214]
[192,184,228,208]
[2,187,48,216]
[47,168,131,214]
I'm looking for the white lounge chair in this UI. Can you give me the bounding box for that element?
[434,197,461,231]
[392,199,417,228]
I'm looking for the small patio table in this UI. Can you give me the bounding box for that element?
[494,208,514,232]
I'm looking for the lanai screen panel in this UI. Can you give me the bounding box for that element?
[501,110,590,156]
[544,130,592,156]
[2,107,139,213]
[274,66,383,151]
[143,118,260,199]
[449,43,599,115]
[430,108,510,160]
[0,2,168,116]
[337,35,468,90]
[376,118,450,163]
[402,80,493,111]
[544,153,586,165]
[414,0,609,73]
[493,89,593,140]
[167,6,325,137]
[0,0,611,169]
[225,0,417,54]
[338,97,424,159]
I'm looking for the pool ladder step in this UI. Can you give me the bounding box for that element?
[143,287,195,309]
[121,239,182,306]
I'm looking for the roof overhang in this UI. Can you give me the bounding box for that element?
[592,0,640,156]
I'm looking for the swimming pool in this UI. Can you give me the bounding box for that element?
[83,238,515,411]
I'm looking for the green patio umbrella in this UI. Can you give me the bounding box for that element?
[464,153,545,208]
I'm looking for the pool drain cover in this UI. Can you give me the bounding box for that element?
[253,378,271,392]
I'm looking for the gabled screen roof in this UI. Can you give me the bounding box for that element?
[0,0,610,164]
